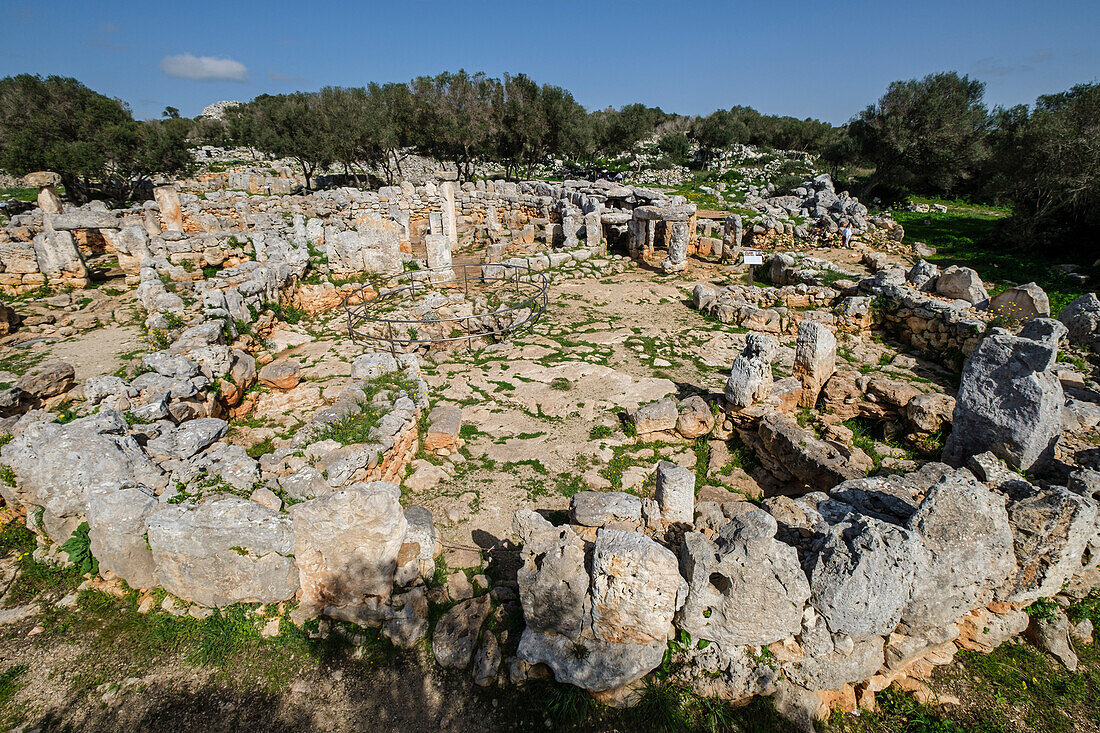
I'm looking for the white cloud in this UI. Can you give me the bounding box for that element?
[159,53,248,82]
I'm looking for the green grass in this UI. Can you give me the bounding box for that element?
[0,187,38,203]
[893,202,1092,316]
[1,521,84,608]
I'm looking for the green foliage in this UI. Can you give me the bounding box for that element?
[588,424,613,440]
[894,204,1090,315]
[1026,597,1061,621]
[2,524,84,606]
[850,71,990,198]
[995,82,1100,257]
[549,377,572,391]
[0,74,191,203]
[59,521,98,576]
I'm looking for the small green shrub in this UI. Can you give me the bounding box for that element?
[60,521,98,575]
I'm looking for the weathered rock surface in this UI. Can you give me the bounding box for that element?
[290,482,407,623]
[989,282,1050,321]
[679,509,810,646]
[943,320,1066,472]
[902,470,1015,630]
[999,485,1097,603]
[655,461,694,524]
[725,334,778,408]
[590,528,685,645]
[809,516,921,641]
[433,595,491,670]
[0,411,163,540]
[571,492,643,527]
[86,484,159,589]
[935,265,988,306]
[15,361,75,398]
[258,359,301,390]
[1058,293,1100,350]
[628,397,677,434]
[145,495,298,607]
[793,320,836,408]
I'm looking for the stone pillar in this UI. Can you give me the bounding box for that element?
[429,211,444,236]
[725,333,778,410]
[661,221,689,273]
[24,172,63,216]
[562,214,580,249]
[441,182,458,248]
[153,185,184,232]
[425,234,455,282]
[655,461,695,524]
[721,214,743,263]
[32,230,87,285]
[793,320,837,408]
[628,218,646,259]
[142,206,162,238]
[584,209,603,253]
[644,220,657,259]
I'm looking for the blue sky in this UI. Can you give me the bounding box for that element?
[2,0,1097,123]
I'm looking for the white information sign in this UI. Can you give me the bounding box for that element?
[742,249,764,266]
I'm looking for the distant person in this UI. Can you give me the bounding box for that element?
[840,220,853,248]
[614,171,624,183]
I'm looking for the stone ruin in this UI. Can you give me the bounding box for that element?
[3,163,1100,730]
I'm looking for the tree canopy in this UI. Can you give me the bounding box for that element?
[849,72,990,197]
[0,74,192,202]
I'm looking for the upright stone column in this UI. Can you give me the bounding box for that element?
[562,213,580,249]
[584,208,603,253]
[628,218,646,259]
[722,214,743,263]
[142,202,162,238]
[441,182,458,249]
[661,221,689,273]
[425,234,455,282]
[153,185,184,232]
[645,220,657,259]
[793,320,837,408]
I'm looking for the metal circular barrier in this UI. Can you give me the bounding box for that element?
[343,262,549,350]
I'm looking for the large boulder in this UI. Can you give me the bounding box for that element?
[808,516,921,641]
[1058,293,1100,350]
[678,509,810,646]
[433,595,492,669]
[145,495,298,607]
[725,333,778,409]
[935,265,988,306]
[512,512,686,693]
[942,319,1066,471]
[570,492,642,527]
[756,412,867,492]
[86,484,159,589]
[589,528,686,645]
[988,283,1050,321]
[289,482,408,624]
[15,361,75,399]
[514,510,590,638]
[902,470,1015,630]
[998,485,1098,603]
[628,397,677,434]
[0,411,163,540]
